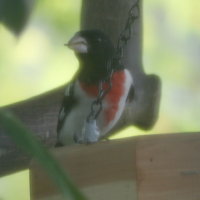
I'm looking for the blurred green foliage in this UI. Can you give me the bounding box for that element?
[0,170,30,200]
[0,0,200,199]
[0,110,86,200]
[142,0,200,133]
[0,0,34,34]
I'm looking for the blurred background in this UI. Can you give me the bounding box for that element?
[0,0,199,199]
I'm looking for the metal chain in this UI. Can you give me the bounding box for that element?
[114,0,140,67]
[87,0,140,122]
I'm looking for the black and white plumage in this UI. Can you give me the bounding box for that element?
[56,30,134,146]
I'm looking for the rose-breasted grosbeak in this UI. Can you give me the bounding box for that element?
[56,30,134,146]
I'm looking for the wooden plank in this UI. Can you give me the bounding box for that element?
[136,133,200,200]
[30,133,200,200]
[30,138,137,200]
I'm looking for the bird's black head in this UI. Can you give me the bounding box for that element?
[66,30,115,83]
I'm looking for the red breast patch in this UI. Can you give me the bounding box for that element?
[80,70,126,125]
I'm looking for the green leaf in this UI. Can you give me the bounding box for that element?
[0,0,34,35]
[0,109,87,200]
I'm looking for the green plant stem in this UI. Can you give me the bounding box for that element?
[0,109,87,200]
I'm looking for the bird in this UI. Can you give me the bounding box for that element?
[56,29,134,146]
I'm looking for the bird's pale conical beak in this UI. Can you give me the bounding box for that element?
[65,34,88,53]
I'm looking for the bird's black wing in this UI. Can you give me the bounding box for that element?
[55,82,77,146]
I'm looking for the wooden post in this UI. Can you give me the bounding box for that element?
[30,133,200,200]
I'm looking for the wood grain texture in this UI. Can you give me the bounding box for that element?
[136,133,200,200]
[31,133,200,200]
[30,138,137,200]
